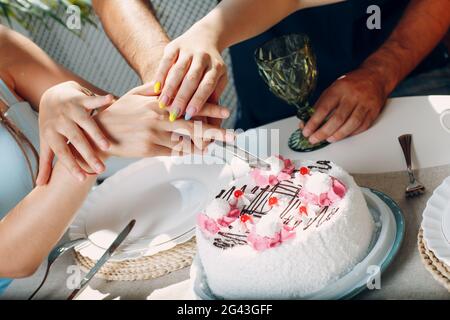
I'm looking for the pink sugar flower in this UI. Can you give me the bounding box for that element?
[197,214,220,237]
[269,175,279,185]
[250,169,270,187]
[247,225,296,252]
[299,177,347,207]
[277,172,292,181]
[277,155,295,174]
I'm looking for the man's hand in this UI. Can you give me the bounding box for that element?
[302,67,388,144]
[303,0,450,145]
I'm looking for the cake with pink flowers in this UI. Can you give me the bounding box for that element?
[196,157,375,299]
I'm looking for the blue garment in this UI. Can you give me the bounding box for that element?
[0,79,39,295]
[230,0,450,130]
[0,279,12,296]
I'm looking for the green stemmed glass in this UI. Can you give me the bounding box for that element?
[255,34,328,152]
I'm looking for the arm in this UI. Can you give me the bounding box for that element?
[0,163,97,277]
[153,0,343,121]
[0,27,233,277]
[0,83,234,278]
[92,0,169,83]
[199,0,344,52]
[0,25,113,183]
[0,26,108,109]
[303,0,450,144]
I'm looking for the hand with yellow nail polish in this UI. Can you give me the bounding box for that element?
[95,83,232,158]
[153,22,228,123]
[151,0,345,123]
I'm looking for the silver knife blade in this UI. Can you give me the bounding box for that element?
[67,219,136,300]
[214,141,271,170]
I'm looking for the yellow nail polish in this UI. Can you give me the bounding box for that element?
[154,81,161,94]
[169,109,179,122]
[159,101,166,109]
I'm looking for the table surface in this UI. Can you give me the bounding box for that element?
[3,96,450,300]
[236,95,450,174]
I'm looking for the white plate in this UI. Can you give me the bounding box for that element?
[191,188,404,300]
[422,176,450,265]
[69,155,233,262]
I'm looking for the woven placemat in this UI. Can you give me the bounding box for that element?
[417,228,450,291]
[74,237,197,281]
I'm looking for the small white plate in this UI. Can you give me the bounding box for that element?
[191,188,405,300]
[69,155,233,262]
[422,177,450,265]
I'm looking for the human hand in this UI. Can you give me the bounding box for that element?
[152,24,228,122]
[95,83,234,158]
[37,81,114,185]
[302,67,388,144]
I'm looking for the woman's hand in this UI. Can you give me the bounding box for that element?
[95,83,234,158]
[37,81,114,185]
[153,24,228,122]
[302,67,387,144]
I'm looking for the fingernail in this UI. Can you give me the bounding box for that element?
[309,137,318,145]
[225,132,236,143]
[99,139,110,151]
[327,137,336,143]
[94,162,104,173]
[159,95,169,109]
[185,106,197,121]
[154,81,161,94]
[221,109,230,118]
[303,129,311,137]
[169,107,180,122]
[75,171,86,182]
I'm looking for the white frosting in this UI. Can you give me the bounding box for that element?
[205,198,230,220]
[306,203,321,217]
[230,192,256,209]
[293,171,307,186]
[255,213,282,237]
[266,156,284,174]
[269,197,290,216]
[305,171,332,195]
[229,219,250,234]
[197,160,375,299]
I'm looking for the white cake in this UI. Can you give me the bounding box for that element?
[196,157,374,299]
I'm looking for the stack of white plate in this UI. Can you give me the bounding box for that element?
[422,177,450,266]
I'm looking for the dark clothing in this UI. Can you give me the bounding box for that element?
[230,0,449,130]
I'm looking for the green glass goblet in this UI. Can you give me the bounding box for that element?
[255,34,328,152]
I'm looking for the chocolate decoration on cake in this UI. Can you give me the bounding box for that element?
[196,158,375,299]
[307,160,333,172]
[210,160,342,250]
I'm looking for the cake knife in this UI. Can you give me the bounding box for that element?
[214,141,271,170]
[67,219,136,300]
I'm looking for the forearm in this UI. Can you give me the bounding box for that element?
[0,162,97,278]
[195,0,343,51]
[93,0,169,83]
[360,0,450,97]
[0,26,107,110]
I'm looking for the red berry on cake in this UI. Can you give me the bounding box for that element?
[299,206,308,216]
[240,214,252,223]
[268,197,278,206]
[234,189,244,198]
[299,167,310,175]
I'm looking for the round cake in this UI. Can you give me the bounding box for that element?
[196,157,375,299]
